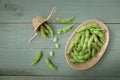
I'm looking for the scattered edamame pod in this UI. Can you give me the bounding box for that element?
[45,58,57,71]
[31,50,42,65]
[57,24,75,34]
[56,16,75,23]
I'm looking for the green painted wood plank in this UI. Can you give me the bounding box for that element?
[0,46,120,76]
[0,23,119,49]
[0,76,120,80]
[0,0,120,23]
[0,23,75,49]
[0,24,120,76]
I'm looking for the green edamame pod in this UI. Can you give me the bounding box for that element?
[56,16,75,23]
[71,53,78,61]
[100,38,105,44]
[62,24,74,32]
[67,37,76,54]
[73,48,79,56]
[92,30,105,43]
[77,23,99,32]
[44,23,54,37]
[56,29,62,34]
[87,23,99,28]
[80,34,85,46]
[78,52,91,61]
[84,49,89,53]
[100,29,105,34]
[90,28,104,31]
[84,52,91,60]
[77,43,82,52]
[85,30,90,42]
[57,24,74,34]
[80,49,90,56]
[68,32,84,54]
[81,43,87,54]
[92,43,100,52]
[78,55,85,60]
[45,58,57,71]
[70,58,76,62]
[92,48,96,57]
[74,32,84,44]
[92,30,104,38]
[31,50,42,65]
[81,30,90,53]
[40,25,48,39]
[93,34,103,47]
[98,41,103,47]
[44,26,49,33]
[93,34,99,43]
[88,35,94,49]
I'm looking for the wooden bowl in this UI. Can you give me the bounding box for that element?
[65,19,109,70]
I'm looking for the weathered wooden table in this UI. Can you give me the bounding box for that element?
[0,0,120,80]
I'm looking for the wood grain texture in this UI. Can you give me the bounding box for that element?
[0,0,120,79]
[0,0,120,23]
[0,76,120,80]
[0,24,120,76]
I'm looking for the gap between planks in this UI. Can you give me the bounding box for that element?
[0,47,64,50]
[0,22,120,24]
[0,75,120,77]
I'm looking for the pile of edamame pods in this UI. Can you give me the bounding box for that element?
[67,23,105,63]
[39,23,54,39]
